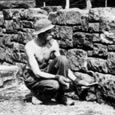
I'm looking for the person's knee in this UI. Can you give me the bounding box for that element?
[37,80,60,103]
[39,80,60,91]
[50,80,60,90]
[56,56,69,65]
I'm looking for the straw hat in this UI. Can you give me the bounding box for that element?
[33,19,54,35]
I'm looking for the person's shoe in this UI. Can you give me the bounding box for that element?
[56,95,75,106]
[32,96,41,105]
[23,92,32,102]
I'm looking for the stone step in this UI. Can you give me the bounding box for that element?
[0,65,29,101]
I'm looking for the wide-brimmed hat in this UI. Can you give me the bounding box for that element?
[33,18,55,35]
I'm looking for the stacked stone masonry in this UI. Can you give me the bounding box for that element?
[49,8,115,106]
[0,7,115,107]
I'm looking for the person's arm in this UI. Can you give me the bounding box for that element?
[25,43,56,79]
[53,40,61,57]
[68,69,77,81]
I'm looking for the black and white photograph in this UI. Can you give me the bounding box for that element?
[0,0,115,115]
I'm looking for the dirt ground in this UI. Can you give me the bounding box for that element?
[0,84,115,115]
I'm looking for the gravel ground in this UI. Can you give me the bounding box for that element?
[0,100,115,115]
[0,85,115,115]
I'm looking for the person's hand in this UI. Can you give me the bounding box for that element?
[55,75,71,89]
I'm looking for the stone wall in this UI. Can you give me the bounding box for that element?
[1,7,115,107]
[0,0,35,10]
[49,8,115,106]
[0,6,62,100]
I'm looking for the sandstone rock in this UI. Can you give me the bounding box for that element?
[20,20,34,28]
[88,22,99,33]
[89,8,115,22]
[0,65,19,90]
[73,32,93,50]
[73,16,89,32]
[107,52,115,75]
[66,49,87,71]
[95,72,115,106]
[108,45,115,52]
[0,47,6,63]
[99,8,115,36]
[3,8,48,20]
[92,33,100,42]
[41,6,62,13]
[100,17,115,34]
[4,20,22,34]
[100,32,115,44]
[53,25,73,48]
[3,9,23,20]
[87,43,108,58]
[74,72,95,83]
[0,33,29,65]
[11,52,27,64]
[88,8,100,22]
[11,32,32,45]
[0,12,4,27]
[13,43,25,53]
[87,57,108,74]
[74,72,97,101]
[49,8,88,25]
[0,65,28,100]
[20,8,48,21]
[0,0,35,10]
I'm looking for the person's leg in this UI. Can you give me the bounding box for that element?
[32,79,60,103]
[23,68,60,103]
[47,56,69,78]
[47,56,74,105]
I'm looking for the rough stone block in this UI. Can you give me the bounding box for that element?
[53,25,73,48]
[88,22,100,33]
[0,12,4,27]
[3,8,48,20]
[87,57,108,74]
[73,32,93,50]
[107,52,115,75]
[92,33,100,42]
[87,43,108,58]
[108,45,115,52]
[66,49,87,71]
[100,32,115,45]
[0,65,19,90]
[73,16,89,32]
[100,17,115,34]
[4,20,22,34]
[0,0,35,10]
[11,32,32,44]
[88,8,100,22]
[20,20,34,28]
[0,65,29,100]
[89,8,115,22]
[41,6,62,13]
[20,8,48,21]
[3,9,26,20]
[74,72,95,83]
[95,72,115,104]
[49,8,88,25]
